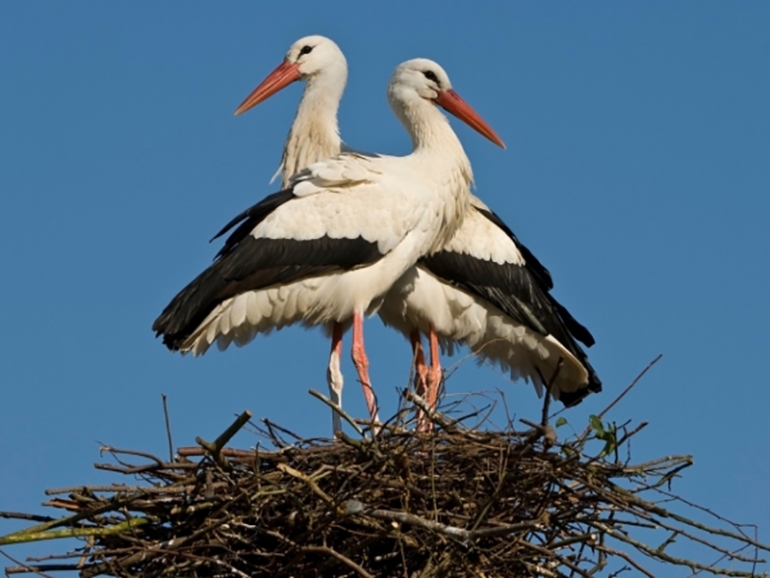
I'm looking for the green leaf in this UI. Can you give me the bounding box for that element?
[597,423,617,458]
[589,415,604,435]
[555,417,568,428]
[599,439,616,458]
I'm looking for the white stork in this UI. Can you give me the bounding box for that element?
[152,57,505,431]
[231,35,602,424]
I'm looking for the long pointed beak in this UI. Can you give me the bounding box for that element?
[234,60,302,116]
[434,89,506,149]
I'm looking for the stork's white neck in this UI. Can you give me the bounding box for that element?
[393,98,475,250]
[395,97,473,178]
[279,73,345,188]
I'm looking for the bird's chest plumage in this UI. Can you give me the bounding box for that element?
[423,167,472,254]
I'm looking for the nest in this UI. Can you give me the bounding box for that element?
[1,382,768,577]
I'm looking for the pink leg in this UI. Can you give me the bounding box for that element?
[351,312,380,426]
[426,326,442,415]
[327,322,345,434]
[410,330,431,432]
[410,330,429,395]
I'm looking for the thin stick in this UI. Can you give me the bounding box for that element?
[177,447,256,459]
[0,518,152,546]
[592,521,760,577]
[302,545,375,578]
[579,354,663,441]
[402,388,470,435]
[308,389,364,436]
[5,564,82,575]
[598,354,662,421]
[195,410,253,466]
[161,393,174,462]
[541,357,562,427]
[594,544,655,578]
[0,512,55,523]
[348,503,544,541]
[0,549,56,578]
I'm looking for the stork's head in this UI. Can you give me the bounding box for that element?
[388,58,453,103]
[235,35,347,116]
[285,35,346,79]
[388,58,505,149]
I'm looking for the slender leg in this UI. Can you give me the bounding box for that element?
[411,329,430,431]
[326,322,344,435]
[426,326,442,414]
[351,312,380,426]
[411,330,429,395]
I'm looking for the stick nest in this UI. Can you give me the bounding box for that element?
[1,389,767,577]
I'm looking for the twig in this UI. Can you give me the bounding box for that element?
[98,446,165,467]
[578,354,663,442]
[655,489,769,551]
[0,513,55,523]
[161,393,174,462]
[520,539,591,578]
[309,388,364,436]
[261,419,303,443]
[598,354,663,421]
[0,550,55,578]
[541,357,562,427]
[402,388,471,435]
[196,409,253,467]
[592,521,761,577]
[177,447,257,459]
[277,464,334,506]
[5,564,82,576]
[594,544,655,578]
[0,518,152,546]
[301,545,375,578]
[344,501,544,541]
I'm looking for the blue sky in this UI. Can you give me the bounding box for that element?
[1,1,768,569]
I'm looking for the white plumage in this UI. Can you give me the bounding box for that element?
[186,154,458,353]
[153,51,506,430]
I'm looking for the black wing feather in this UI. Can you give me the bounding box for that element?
[475,207,595,348]
[210,188,297,260]
[422,246,601,405]
[419,250,570,347]
[153,189,384,350]
[420,207,601,405]
[476,208,554,291]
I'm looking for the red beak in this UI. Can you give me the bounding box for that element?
[234,60,302,116]
[434,89,505,149]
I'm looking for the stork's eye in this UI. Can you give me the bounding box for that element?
[423,70,439,84]
[299,45,314,57]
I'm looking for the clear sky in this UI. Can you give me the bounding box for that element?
[1,1,768,569]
